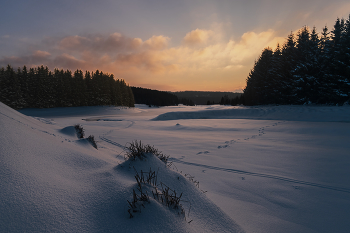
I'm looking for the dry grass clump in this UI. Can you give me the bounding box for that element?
[127,167,186,220]
[152,182,184,214]
[125,142,194,222]
[125,140,169,163]
[73,124,97,149]
[87,135,97,149]
[127,168,154,218]
[74,124,85,139]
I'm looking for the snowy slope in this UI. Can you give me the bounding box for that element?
[0,102,244,232]
[13,103,350,232]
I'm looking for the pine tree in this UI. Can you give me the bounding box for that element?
[293,26,321,104]
[2,65,23,109]
[338,15,350,102]
[328,18,347,103]
[127,85,135,107]
[307,27,324,103]
[244,48,274,105]
[281,32,298,104]
[73,69,87,106]
[267,44,285,104]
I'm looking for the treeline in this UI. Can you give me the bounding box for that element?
[244,15,350,105]
[131,87,179,106]
[173,91,242,105]
[0,65,135,109]
[219,95,244,106]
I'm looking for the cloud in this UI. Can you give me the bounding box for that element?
[0,28,286,91]
[33,50,51,58]
[227,29,285,64]
[59,35,90,50]
[0,56,25,66]
[0,50,53,68]
[53,53,86,70]
[57,33,139,53]
[183,29,214,46]
[114,50,178,74]
[143,35,170,50]
[116,52,161,72]
[101,32,136,51]
[56,33,171,55]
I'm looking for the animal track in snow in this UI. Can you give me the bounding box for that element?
[218,145,229,149]
[217,140,236,149]
[196,121,284,154]
[197,151,210,155]
[216,121,284,150]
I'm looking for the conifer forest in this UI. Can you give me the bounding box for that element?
[243,15,350,105]
[0,65,135,109]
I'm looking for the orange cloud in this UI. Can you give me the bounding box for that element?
[114,50,177,74]
[183,29,214,46]
[143,35,170,50]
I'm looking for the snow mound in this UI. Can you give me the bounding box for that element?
[114,153,244,232]
[59,125,77,137]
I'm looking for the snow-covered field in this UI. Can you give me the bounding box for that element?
[1,102,350,232]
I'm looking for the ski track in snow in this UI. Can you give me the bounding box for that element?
[98,120,135,151]
[169,158,350,194]
[99,136,127,150]
[84,118,135,151]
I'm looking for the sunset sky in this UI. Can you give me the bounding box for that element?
[1,0,350,92]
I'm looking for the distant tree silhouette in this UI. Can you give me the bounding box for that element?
[179,98,195,106]
[0,65,135,109]
[131,87,178,106]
